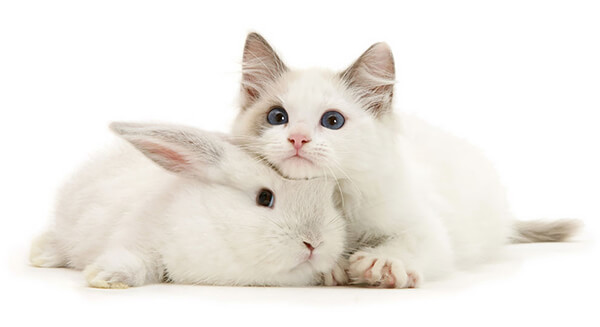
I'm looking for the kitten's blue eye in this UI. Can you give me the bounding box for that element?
[267,107,288,125]
[320,111,345,130]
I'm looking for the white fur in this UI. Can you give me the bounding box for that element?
[232,34,515,288]
[30,122,347,288]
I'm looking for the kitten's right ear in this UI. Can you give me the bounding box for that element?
[340,42,396,117]
[241,32,288,109]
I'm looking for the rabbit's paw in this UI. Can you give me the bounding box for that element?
[348,251,421,288]
[83,264,133,289]
[323,260,348,286]
[83,252,149,289]
[29,232,65,268]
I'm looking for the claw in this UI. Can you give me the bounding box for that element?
[348,251,421,289]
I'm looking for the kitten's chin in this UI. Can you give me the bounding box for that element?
[277,157,325,179]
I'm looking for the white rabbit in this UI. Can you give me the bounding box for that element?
[29,122,347,288]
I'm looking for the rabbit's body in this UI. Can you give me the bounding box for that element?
[31,123,347,288]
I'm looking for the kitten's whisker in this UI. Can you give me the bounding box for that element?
[325,157,363,199]
[324,164,345,209]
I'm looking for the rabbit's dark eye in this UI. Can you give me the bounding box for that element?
[267,107,288,125]
[256,188,275,208]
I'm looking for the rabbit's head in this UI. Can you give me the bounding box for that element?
[111,122,346,286]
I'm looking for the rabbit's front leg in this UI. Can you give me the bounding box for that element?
[83,248,158,289]
[322,257,349,286]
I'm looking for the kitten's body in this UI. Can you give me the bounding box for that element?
[234,69,509,284]
[233,34,578,287]
[340,113,511,278]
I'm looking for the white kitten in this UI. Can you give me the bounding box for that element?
[232,33,580,288]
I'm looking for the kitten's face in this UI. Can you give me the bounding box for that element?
[232,33,395,179]
[233,69,378,178]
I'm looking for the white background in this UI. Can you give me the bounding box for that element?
[1,0,599,326]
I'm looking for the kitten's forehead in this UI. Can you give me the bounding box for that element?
[279,69,350,116]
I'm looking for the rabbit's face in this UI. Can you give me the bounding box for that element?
[175,159,346,285]
[218,174,345,284]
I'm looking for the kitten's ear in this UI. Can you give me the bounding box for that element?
[241,32,288,109]
[110,122,229,181]
[340,42,395,117]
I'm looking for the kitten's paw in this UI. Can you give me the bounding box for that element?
[83,264,132,289]
[323,260,349,286]
[348,251,421,289]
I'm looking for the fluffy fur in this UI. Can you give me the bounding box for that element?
[30,122,347,288]
[232,33,580,288]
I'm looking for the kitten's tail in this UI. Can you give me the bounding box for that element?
[510,219,582,243]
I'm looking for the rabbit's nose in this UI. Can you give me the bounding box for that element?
[303,241,315,252]
[303,241,316,260]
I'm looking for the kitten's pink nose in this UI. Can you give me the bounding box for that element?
[288,134,311,150]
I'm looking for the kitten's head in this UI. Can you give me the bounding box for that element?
[232,33,396,179]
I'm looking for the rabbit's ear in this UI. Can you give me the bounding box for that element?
[110,122,231,180]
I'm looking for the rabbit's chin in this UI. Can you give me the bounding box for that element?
[270,264,323,287]
[253,255,338,287]
[289,259,327,275]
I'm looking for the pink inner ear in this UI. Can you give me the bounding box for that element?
[138,141,189,171]
[242,75,260,100]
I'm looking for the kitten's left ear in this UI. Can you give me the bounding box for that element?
[241,33,288,109]
[340,42,395,117]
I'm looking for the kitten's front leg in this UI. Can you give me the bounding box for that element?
[348,248,421,288]
[347,225,453,288]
